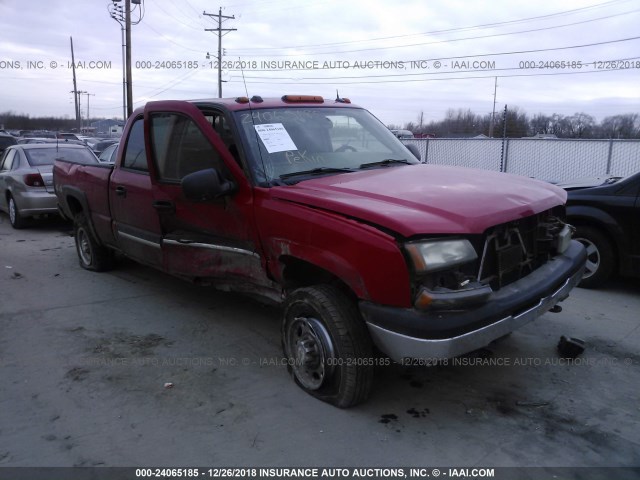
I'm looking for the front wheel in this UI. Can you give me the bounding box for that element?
[282,285,374,408]
[74,213,115,271]
[574,225,615,289]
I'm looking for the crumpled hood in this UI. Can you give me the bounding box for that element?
[271,164,566,237]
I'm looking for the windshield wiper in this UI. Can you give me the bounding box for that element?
[359,158,412,169]
[279,167,355,180]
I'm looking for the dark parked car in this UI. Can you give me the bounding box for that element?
[91,139,118,155]
[0,143,98,228]
[97,142,118,163]
[57,132,81,141]
[0,133,17,155]
[561,172,640,288]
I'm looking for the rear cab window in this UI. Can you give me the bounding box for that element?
[122,118,149,172]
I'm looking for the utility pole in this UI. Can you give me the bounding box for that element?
[204,8,236,98]
[109,0,142,118]
[489,76,498,138]
[125,0,133,117]
[500,104,508,172]
[109,2,127,121]
[77,91,85,129]
[70,37,80,131]
[83,92,95,127]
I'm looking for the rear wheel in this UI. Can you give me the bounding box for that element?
[282,285,374,408]
[8,195,27,229]
[74,213,114,271]
[574,225,615,289]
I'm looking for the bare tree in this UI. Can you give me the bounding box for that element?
[600,114,640,139]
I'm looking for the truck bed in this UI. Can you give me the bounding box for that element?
[53,159,116,246]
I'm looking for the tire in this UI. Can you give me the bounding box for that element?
[8,195,27,229]
[74,213,115,272]
[574,225,615,289]
[282,285,374,408]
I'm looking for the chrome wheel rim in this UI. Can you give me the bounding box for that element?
[286,316,335,391]
[576,237,599,279]
[77,228,93,266]
[9,198,16,225]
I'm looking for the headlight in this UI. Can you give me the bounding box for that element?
[405,239,478,274]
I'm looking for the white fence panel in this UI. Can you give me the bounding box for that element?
[506,139,609,182]
[403,138,640,182]
[610,141,640,178]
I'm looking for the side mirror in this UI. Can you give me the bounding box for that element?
[181,168,236,201]
[405,143,422,161]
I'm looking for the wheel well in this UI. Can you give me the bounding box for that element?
[571,219,619,266]
[65,195,84,217]
[279,256,358,302]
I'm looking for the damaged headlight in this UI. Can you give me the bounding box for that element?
[405,239,478,274]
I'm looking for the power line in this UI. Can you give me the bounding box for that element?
[227,8,640,57]
[216,35,640,72]
[229,0,631,52]
[140,21,206,53]
[238,56,640,82]
[230,66,639,85]
[154,0,211,32]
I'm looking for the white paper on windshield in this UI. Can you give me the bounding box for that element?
[253,123,297,153]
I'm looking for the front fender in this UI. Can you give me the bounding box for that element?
[566,204,625,253]
[256,192,412,307]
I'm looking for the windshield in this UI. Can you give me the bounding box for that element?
[233,107,419,185]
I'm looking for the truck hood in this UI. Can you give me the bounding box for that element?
[271,164,566,237]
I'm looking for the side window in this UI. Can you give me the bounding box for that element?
[122,118,148,172]
[150,113,227,183]
[1,150,16,171]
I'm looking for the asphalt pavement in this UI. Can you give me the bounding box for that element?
[0,214,639,468]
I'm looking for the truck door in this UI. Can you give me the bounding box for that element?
[109,115,163,267]
[144,102,268,290]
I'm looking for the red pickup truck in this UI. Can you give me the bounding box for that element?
[54,95,586,407]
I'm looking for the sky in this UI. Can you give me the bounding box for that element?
[1,0,639,127]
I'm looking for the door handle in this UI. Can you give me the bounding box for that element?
[115,186,127,197]
[152,200,175,212]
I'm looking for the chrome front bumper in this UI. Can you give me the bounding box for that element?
[363,242,586,362]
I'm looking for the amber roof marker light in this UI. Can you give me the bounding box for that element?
[281,95,324,103]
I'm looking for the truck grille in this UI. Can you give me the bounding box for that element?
[477,207,566,290]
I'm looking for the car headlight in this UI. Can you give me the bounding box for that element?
[405,239,478,274]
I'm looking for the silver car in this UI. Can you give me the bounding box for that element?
[0,144,98,228]
[97,142,119,163]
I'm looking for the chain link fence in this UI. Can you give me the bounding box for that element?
[402,138,640,182]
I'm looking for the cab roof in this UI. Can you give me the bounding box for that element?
[144,95,360,114]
